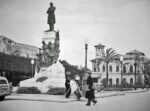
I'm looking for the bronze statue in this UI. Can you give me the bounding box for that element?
[46,2,56,31]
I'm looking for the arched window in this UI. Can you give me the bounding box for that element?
[116,66,119,72]
[103,65,105,72]
[109,65,112,72]
[116,78,119,84]
[123,66,126,73]
[123,78,126,83]
[130,65,133,73]
[94,63,96,72]
[93,62,97,72]
[97,66,100,72]
[109,78,112,86]
[130,78,133,84]
[94,67,96,72]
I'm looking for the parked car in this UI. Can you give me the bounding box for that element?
[0,77,11,101]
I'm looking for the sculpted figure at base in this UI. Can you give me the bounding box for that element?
[36,31,60,72]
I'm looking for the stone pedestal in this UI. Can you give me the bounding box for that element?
[42,31,57,44]
[20,31,65,93]
[20,61,65,93]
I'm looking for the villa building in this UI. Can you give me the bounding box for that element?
[91,43,148,86]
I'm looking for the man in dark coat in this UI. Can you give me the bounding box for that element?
[47,2,56,31]
[85,71,97,106]
[144,75,149,91]
[65,76,71,98]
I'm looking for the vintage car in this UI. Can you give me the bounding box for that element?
[0,77,11,101]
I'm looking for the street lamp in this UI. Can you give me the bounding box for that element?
[85,44,88,69]
[82,40,89,97]
[83,38,89,69]
[31,59,35,78]
[120,56,123,86]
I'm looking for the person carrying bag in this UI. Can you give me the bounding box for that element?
[85,71,97,106]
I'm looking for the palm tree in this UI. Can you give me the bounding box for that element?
[134,53,145,86]
[102,48,120,87]
[125,51,145,90]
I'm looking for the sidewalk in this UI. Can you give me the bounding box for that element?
[6,88,148,103]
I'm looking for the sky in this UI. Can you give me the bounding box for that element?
[0,0,150,69]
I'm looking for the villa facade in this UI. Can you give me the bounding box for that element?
[91,43,147,86]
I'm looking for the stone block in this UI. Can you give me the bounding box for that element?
[42,31,57,44]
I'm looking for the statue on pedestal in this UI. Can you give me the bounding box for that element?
[20,2,65,92]
[35,2,60,72]
[46,2,56,31]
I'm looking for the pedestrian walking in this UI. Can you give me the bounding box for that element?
[65,74,71,98]
[74,75,82,101]
[85,71,97,106]
[144,75,149,91]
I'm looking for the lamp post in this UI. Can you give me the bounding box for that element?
[120,56,123,90]
[82,43,88,96]
[85,44,88,69]
[31,59,34,78]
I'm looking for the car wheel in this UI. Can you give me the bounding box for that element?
[0,96,5,101]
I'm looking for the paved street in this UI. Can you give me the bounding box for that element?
[0,91,150,111]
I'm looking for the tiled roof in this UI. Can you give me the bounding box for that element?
[94,43,105,47]
[126,49,145,56]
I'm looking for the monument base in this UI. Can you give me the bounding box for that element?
[20,61,66,93]
[42,31,57,44]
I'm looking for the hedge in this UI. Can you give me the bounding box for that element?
[46,87,65,95]
[17,87,41,94]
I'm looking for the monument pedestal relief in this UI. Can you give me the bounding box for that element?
[20,2,65,93]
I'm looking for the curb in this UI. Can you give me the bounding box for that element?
[124,90,147,94]
[6,93,123,103]
[6,90,146,103]
[6,97,77,103]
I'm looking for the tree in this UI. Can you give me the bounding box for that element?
[59,60,85,79]
[126,53,144,87]
[102,48,120,87]
[144,61,150,78]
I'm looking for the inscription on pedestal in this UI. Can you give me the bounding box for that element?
[42,31,56,44]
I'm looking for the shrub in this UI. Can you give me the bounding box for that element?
[46,87,65,95]
[17,87,41,94]
[103,87,132,91]
[36,76,48,82]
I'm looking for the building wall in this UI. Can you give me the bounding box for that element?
[92,66,136,85]
[0,36,7,53]
[91,44,146,86]
[92,59,145,85]
[16,43,38,59]
[0,35,16,54]
[0,35,38,59]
